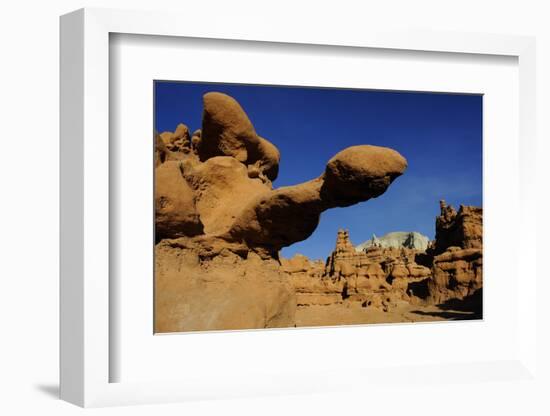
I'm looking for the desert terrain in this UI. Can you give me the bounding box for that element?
[154,92,483,333]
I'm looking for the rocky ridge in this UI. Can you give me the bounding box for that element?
[282,200,483,313]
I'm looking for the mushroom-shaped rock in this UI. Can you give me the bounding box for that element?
[323,145,408,206]
[154,92,411,332]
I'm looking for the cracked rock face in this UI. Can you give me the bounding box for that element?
[154,92,407,332]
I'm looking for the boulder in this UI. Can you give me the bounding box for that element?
[199,92,281,183]
[323,145,407,206]
[199,92,258,162]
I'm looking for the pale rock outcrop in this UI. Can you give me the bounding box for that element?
[356,231,430,251]
[323,146,408,206]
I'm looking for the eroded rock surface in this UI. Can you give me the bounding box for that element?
[282,201,483,315]
[434,200,482,253]
[427,201,483,304]
[283,229,431,312]
[155,91,482,331]
[156,239,296,332]
[155,92,407,332]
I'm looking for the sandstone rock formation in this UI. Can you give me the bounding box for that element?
[155,91,482,331]
[282,201,483,315]
[155,92,407,332]
[427,201,483,304]
[227,145,407,255]
[160,123,193,154]
[280,255,341,306]
[434,200,482,253]
[283,229,432,312]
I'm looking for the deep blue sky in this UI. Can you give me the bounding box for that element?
[155,81,482,260]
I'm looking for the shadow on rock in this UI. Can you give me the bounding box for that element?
[411,288,482,321]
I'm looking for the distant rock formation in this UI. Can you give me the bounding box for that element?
[283,230,431,311]
[356,231,430,252]
[282,201,483,313]
[155,92,408,332]
[434,200,482,254]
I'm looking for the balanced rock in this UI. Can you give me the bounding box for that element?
[323,145,407,206]
[155,92,408,331]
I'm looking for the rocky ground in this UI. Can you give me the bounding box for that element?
[296,294,482,328]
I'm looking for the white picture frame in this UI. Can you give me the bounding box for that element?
[60,7,538,408]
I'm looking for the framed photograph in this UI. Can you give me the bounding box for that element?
[60,8,538,407]
[152,80,483,333]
